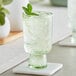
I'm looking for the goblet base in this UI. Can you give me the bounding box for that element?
[29,64,47,69]
[12,62,63,75]
[58,36,76,47]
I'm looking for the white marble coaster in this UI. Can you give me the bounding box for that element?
[12,62,63,76]
[58,37,76,47]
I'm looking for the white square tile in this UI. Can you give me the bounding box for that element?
[58,37,76,47]
[13,62,63,76]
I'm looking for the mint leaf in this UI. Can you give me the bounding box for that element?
[0,12,5,25]
[22,7,30,15]
[27,3,32,13]
[0,7,9,14]
[22,3,39,16]
[31,12,39,16]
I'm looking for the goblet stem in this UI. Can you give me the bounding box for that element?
[28,54,47,69]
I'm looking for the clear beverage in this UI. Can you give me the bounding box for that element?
[23,12,53,68]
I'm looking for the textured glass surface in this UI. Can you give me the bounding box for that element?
[23,12,52,68]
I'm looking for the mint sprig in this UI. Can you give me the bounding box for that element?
[22,3,39,16]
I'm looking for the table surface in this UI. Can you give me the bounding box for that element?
[0,4,73,76]
[1,40,76,76]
